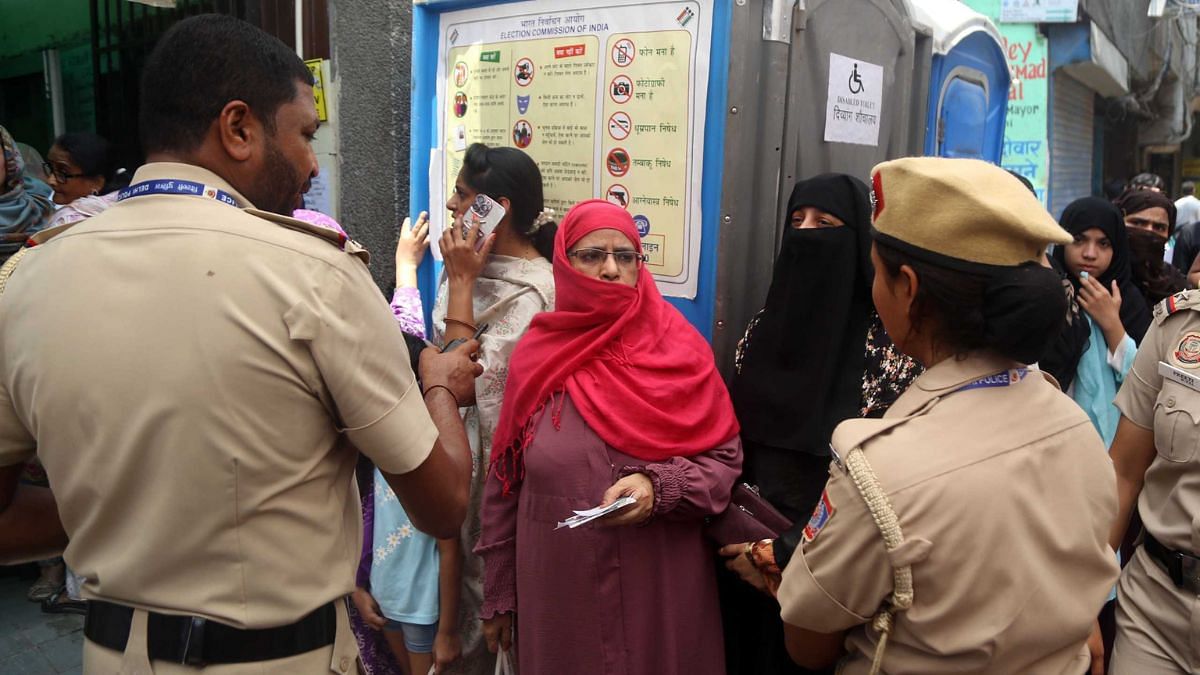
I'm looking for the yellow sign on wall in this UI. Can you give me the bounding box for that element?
[305,58,328,122]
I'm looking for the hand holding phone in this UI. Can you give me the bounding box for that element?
[464,194,506,250]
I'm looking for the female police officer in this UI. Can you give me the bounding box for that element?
[774,157,1119,674]
[1105,281,1200,670]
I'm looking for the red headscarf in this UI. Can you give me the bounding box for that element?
[489,199,740,494]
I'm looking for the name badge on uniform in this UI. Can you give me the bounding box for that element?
[1159,361,1200,393]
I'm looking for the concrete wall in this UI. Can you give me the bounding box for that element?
[329,0,413,294]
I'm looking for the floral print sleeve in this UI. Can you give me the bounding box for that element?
[389,287,426,339]
[733,309,765,375]
[860,311,922,417]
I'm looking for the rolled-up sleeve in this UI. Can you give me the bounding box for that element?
[777,469,891,634]
[304,262,437,475]
[1115,320,1167,430]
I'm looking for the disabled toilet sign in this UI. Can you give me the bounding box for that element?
[823,53,884,147]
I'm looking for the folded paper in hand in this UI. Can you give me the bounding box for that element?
[555,496,637,530]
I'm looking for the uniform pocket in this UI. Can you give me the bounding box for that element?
[1153,380,1200,463]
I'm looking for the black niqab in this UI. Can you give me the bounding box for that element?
[1114,188,1187,306]
[730,174,874,455]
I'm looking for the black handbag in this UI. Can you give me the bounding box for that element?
[705,482,793,547]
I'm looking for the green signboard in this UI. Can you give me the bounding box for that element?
[963,0,1049,205]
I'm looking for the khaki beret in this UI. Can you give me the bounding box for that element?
[869,157,1070,268]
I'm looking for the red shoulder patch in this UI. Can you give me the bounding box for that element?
[802,489,836,543]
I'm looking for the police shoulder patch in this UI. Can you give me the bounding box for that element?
[1155,291,1200,325]
[244,208,370,264]
[802,490,836,543]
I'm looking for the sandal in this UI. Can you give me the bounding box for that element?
[26,578,63,602]
[41,589,87,615]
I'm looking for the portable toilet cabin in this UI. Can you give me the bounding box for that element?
[909,0,1009,162]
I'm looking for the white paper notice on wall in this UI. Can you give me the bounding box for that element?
[823,53,884,147]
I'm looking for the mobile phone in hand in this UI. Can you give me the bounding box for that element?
[464,194,506,248]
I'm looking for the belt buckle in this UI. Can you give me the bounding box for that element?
[180,616,207,667]
[1177,553,1200,595]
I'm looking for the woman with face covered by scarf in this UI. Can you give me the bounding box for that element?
[718,174,921,675]
[1043,197,1150,443]
[474,200,742,674]
[1117,188,1189,306]
[0,125,53,265]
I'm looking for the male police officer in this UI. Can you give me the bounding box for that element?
[0,15,478,673]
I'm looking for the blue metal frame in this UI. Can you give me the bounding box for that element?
[408,0,731,338]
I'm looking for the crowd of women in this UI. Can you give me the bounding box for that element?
[4,118,1190,672]
[331,141,1187,675]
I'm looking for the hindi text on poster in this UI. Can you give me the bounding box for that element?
[434,0,711,298]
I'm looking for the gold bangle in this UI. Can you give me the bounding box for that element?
[444,316,478,332]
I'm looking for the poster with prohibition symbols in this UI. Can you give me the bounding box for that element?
[433,0,712,298]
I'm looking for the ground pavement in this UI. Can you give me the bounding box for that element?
[0,567,83,674]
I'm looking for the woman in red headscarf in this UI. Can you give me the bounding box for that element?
[474,200,742,674]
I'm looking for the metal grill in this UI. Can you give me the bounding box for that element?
[88,0,328,167]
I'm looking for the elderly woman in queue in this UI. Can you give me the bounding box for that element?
[475,199,742,674]
[43,132,129,229]
[776,158,1118,673]
[719,174,919,675]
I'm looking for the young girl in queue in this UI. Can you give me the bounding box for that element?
[1043,196,1151,444]
[775,158,1119,674]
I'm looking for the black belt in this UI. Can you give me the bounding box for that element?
[1144,532,1200,594]
[84,600,336,666]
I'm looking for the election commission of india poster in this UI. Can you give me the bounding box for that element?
[434,0,712,298]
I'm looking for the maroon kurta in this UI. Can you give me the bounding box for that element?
[477,394,742,675]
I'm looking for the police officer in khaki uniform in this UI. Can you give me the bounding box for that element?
[1106,290,1200,673]
[0,16,480,673]
[775,158,1119,674]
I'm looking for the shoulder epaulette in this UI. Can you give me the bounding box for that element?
[244,208,370,264]
[1154,290,1200,325]
[25,221,80,248]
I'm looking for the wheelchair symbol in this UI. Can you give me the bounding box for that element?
[848,63,864,95]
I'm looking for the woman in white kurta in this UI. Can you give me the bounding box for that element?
[432,142,556,674]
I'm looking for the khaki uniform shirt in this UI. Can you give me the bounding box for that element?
[1115,290,1200,554]
[0,162,437,628]
[777,351,1118,674]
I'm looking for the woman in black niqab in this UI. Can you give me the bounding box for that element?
[721,174,921,675]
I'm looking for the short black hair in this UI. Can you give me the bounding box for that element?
[54,132,129,193]
[461,143,556,260]
[138,14,314,154]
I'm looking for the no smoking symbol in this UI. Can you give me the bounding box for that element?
[608,112,631,141]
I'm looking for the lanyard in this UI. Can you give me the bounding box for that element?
[955,368,1030,394]
[117,179,239,208]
